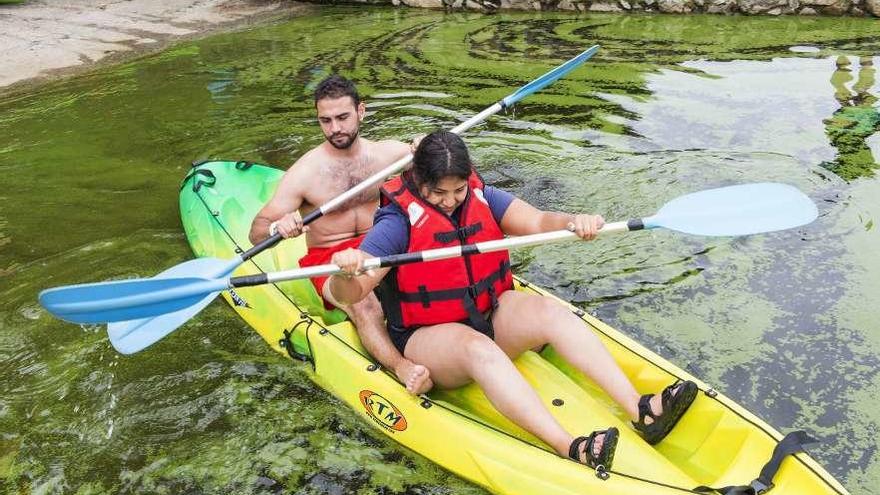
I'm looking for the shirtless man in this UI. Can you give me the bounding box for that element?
[249,75,432,394]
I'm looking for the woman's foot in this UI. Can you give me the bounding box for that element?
[395,359,433,395]
[568,427,619,470]
[632,380,698,445]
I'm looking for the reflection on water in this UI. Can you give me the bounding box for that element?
[597,56,842,163]
[824,55,880,180]
[1,7,879,495]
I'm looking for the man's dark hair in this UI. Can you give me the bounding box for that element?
[413,130,471,188]
[314,75,360,106]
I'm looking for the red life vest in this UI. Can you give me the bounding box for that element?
[376,169,513,336]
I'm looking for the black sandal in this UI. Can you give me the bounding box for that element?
[632,380,698,445]
[568,427,619,470]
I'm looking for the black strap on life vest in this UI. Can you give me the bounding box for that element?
[397,260,510,306]
[434,222,484,244]
[399,260,510,339]
[694,430,818,495]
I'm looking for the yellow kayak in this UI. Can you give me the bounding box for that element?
[179,160,849,495]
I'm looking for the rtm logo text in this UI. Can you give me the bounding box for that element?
[359,390,408,432]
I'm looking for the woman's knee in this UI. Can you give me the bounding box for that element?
[527,297,574,338]
[462,333,506,369]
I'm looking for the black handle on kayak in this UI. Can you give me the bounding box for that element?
[239,208,324,262]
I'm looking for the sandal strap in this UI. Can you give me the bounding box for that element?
[569,429,613,466]
[568,436,589,461]
[660,379,684,409]
[637,394,655,424]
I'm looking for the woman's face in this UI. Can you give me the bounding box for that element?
[420,176,468,216]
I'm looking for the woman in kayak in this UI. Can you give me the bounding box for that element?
[327,130,697,469]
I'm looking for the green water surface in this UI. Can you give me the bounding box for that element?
[1,6,879,494]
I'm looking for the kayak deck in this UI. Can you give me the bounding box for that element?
[180,160,849,495]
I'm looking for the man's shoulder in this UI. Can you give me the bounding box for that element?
[284,145,326,176]
[277,149,325,193]
[369,137,407,147]
[294,144,330,166]
[367,138,409,157]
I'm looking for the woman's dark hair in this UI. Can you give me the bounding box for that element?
[412,130,471,188]
[314,75,360,106]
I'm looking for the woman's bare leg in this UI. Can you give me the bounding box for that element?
[403,322,575,456]
[491,291,644,421]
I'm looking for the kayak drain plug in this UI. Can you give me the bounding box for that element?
[552,399,564,407]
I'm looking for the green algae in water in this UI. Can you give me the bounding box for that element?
[2,6,880,494]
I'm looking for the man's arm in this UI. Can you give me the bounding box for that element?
[248,160,312,245]
[374,139,413,171]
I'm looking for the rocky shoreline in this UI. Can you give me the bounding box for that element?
[0,0,311,94]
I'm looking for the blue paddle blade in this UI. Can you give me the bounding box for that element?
[39,277,216,324]
[644,183,818,236]
[107,257,234,354]
[502,45,600,108]
[39,271,228,324]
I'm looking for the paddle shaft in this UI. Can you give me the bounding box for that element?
[239,45,601,263]
[231,219,642,288]
[42,219,639,315]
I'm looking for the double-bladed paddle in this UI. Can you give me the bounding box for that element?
[40,182,818,355]
[41,45,602,352]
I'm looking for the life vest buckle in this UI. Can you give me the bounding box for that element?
[466,285,479,300]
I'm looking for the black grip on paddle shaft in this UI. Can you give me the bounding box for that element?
[461,244,480,255]
[241,233,283,262]
[240,209,325,262]
[379,252,426,268]
[627,219,645,231]
[378,245,479,269]
[301,209,323,225]
[230,273,270,288]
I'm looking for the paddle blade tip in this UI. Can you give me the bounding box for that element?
[106,290,219,354]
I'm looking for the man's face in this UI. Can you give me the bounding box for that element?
[316,96,365,150]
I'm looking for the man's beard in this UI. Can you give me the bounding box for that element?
[326,128,359,150]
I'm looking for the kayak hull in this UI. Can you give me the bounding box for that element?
[179,160,849,495]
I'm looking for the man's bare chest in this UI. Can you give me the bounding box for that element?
[305,157,380,207]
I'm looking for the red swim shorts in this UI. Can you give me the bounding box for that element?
[298,234,366,310]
